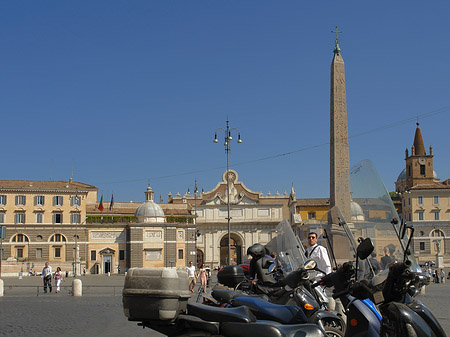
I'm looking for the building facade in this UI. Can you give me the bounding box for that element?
[170,170,297,268]
[395,124,450,265]
[0,179,98,275]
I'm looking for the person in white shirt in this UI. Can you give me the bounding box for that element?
[305,232,332,279]
[41,262,53,293]
[186,261,198,293]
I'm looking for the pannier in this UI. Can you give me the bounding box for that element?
[217,265,245,287]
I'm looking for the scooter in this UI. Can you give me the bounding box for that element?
[138,302,328,337]
[316,160,447,336]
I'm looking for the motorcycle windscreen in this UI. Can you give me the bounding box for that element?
[265,219,308,273]
[337,159,419,274]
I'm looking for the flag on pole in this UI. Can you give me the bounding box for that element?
[109,194,114,211]
[98,195,104,212]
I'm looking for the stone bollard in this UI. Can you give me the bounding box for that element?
[0,279,4,297]
[420,285,426,296]
[107,272,110,276]
[72,279,82,297]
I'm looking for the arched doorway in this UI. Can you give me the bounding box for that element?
[196,249,204,267]
[220,233,242,266]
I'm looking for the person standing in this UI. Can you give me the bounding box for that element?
[186,261,197,293]
[41,262,53,293]
[53,267,65,293]
[305,232,332,278]
[198,264,208,292]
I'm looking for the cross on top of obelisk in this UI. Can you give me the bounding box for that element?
[331,26,342,55]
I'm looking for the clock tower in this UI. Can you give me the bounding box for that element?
[398,123,435,192]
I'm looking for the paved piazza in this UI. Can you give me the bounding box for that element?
[1,274,449,336]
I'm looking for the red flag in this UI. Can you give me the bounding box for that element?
[98,195,104,212]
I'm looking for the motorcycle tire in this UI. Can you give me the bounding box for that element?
[323,326,344,337]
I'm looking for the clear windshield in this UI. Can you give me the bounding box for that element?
[265,219,307,273]
[341,160,418,273]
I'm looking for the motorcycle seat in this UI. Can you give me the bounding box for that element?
[212,288,270,303]
[231,297,308,324]
[221,321,327,337]
[187,303,256,323]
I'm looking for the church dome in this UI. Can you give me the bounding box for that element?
[135,186,165,222]
[350,200,365,221]
[396,168,438,182]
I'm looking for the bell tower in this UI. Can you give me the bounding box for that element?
[403,123,435,189]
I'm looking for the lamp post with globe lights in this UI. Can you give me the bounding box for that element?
[213,120,242,265]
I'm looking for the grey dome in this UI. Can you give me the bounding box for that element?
[135,201,165,217]
[396,168,438,181]
[135,185,165,219]
[350,201,365,221]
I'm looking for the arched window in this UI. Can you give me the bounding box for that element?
[431,229,445,238]
[11,234,30,243]
[50,233,67,242]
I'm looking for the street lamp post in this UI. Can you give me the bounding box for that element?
[214,120,242,265]
[188,180,201,266]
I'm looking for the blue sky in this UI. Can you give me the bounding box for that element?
[2,1,449,203]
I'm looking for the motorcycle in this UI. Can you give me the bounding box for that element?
[310,159,446,336]
[212,220,345,336]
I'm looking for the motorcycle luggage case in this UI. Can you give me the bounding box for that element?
[217,265,245,287]
[122,267,191,324]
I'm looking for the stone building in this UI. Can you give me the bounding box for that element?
[170,170,297,268]
[395,124,450,265]
[0,179,97,275]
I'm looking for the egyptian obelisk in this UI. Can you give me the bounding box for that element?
[330,27,351,222]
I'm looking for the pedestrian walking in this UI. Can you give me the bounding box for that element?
[198,264,208,292]
[440,269,445,284]
[305,232,332,279]
[41,262,53,293]
[186,261,197,293]
[53,267,65,293]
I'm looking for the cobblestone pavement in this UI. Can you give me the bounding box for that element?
[1,274,449,336]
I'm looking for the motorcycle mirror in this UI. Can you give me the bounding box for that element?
[399,219,408,239]
[356,238,374,260]
[304,259,317,271]
[268,263,275,273]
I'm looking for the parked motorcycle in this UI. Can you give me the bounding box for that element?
[214,220,345,336]
[312,159,447,336]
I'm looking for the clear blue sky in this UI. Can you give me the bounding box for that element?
[2,1,449,203]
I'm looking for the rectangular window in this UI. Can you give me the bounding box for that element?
[408,197,411,206]
[417,196,423,206]
[16,247,24,258]
[15,212,25,224]
[70,212,81,224]
[54,247,61,258]
[0,213,4,223]
[71,196,81,207]
[34,195,45,206]
[36,213,43,224]
[408,213,412,221]
[90,250,96,261]
[420,165,426,175]
[308,212,316,220]
[0,195,6,205]
[145,249,162,261]
[418,211,424,221]
[119,250,125,261]
[53,213,63,224]
[54,196,63,206]
[433,195,439,205]
[419,242,425,251]
[434,211,440,221]
[36,248,42,259]
[178,249,184,260]
[15,195,26,206]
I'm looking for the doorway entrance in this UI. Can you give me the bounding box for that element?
[220,233,242,266]
[103,255,112,274]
